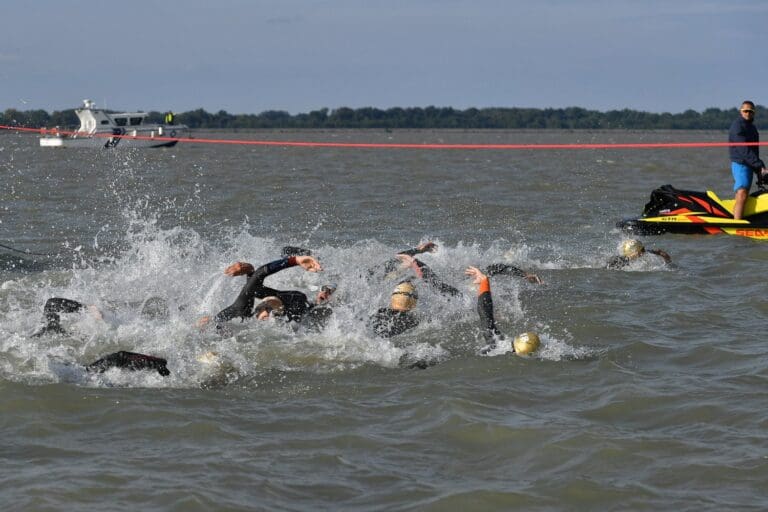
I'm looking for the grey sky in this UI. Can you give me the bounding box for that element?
[1,0,766,114]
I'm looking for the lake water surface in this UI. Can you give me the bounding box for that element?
[1,129,766,511]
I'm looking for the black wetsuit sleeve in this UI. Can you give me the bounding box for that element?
[485,263,527,278]
[413,259,461,296]
[381,258,402,276]
[86,351,170,376]
[477,291,503,343]
[214,258,296,323]
[369,246,428,279]
[397,246,424,257]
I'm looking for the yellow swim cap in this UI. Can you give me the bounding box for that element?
[620,239,644,259]
[513,332,541,356]
[390,281,418,311]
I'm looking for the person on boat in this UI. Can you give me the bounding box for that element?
[464,266,540,356]
[729,100,767,220]
[31,296,170,337]
[164,111,175,125]
[368,280,421,338]
[607,239,671,269]
[197,255,335,332]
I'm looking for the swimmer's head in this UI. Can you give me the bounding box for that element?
[140,297,169,320]
[513,331,541,356]
[254,296,285,320]
[390,281,418,311]
[620,239,645,259]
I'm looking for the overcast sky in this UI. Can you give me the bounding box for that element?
[2,0,766,114]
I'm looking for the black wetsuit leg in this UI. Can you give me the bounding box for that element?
[86,351,170,376]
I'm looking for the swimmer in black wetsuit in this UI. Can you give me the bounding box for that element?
[198,255,335,331]
[607,239,671,270]
[369,280,420,338]
[465,266,540,356]
[32,296,170,337]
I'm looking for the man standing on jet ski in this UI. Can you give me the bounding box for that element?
[729,100,767,220]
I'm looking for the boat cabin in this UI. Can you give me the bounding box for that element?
[75,99,148,134]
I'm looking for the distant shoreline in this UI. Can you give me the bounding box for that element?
[2,105,763,130]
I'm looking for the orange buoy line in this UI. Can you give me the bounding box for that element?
[2,124,767,150]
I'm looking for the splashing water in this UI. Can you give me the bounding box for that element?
[0,210,598,388]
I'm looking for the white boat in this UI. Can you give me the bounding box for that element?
[39,99,189,148]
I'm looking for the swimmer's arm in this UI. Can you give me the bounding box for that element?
[648,249,672,264]
[412,258,461,296]
[466,267,502,340]
[397,241,437,256]
[226,255,322,280]
[485,263,542,284]
[224,262,255,277]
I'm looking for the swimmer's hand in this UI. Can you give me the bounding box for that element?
[416,241,437,253]
[296,255,322,272]
[464,266,488,286]
[397,254,425,277]
[87,304,103,321]
[224,262,254,277]
[396,254,415,268]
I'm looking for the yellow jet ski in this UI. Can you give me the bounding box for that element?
[618,184,768,239]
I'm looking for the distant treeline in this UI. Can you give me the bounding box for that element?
[1,105,763,130]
